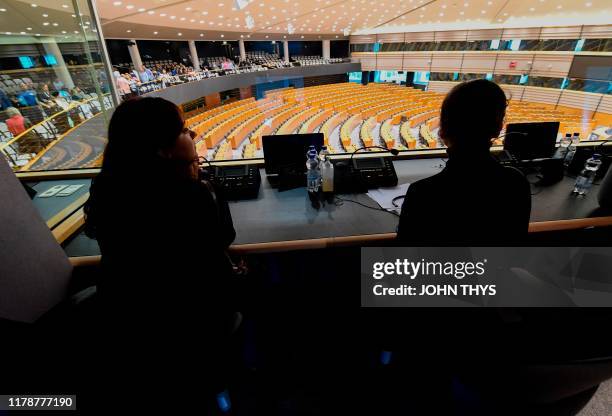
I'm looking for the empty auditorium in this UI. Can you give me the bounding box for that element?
[1,0,612,414]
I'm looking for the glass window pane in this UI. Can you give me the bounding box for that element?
[0,0,114,172]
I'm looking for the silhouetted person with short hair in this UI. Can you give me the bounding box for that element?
[397,79,531,244]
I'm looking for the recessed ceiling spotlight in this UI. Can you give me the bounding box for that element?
[42,13,48,17]
[31,4,38,7]
[221,34,225,37]
[62,4,68,8]
[113,1,121,5]
[147,10,154,14]
[42,22,49,26]
[138,8,145,12]
[178,32,182,36]
[52,22,58,26]
[153,31,158,34]
[585,1,592,6]
[529,7,535,10]
[126,29,131,32]
[200,33,204,36]
[126,5,134,9]
[27,27,32,30]
[556,4,562,8]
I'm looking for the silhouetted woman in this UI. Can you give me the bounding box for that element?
[84,97,238,403]
[397,79,531,244]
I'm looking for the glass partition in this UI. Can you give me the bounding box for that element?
[0,0,115,172]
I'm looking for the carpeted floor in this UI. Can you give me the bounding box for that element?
[578,379,612,416]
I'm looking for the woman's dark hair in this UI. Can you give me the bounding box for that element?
[101,96,184,174]
[439,79,507,150]
[84,97,184,238]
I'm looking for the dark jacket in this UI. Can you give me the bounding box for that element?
[397,150,531,245]
[85,172,236,312]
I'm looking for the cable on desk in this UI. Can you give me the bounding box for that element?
[334,196,400,217]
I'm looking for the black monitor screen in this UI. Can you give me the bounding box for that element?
[262,133,324,174]
[504,122,560,161]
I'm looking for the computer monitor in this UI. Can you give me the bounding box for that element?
[504,122,560,161]
[262,133,324,175]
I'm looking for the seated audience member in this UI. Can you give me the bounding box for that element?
[37,83,53,106]
[397,79,531,244]
[4,107,32,136]
[69,87,86,101]
[16,83,39,107]
[114,71,131,99]
[52,78,65,92]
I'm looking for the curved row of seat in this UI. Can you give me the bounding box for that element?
[183,81,599,161]
[419,124,439,148]
[400,122,418,149]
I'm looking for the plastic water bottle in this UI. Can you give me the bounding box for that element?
[319,145,329,162]
[564,133,579,168]
[306,145,316,159]
[573,154,603,195]
[554,133,572,161]
[320,156,334,200]
[306,152,321,193]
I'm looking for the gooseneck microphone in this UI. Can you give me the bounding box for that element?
[349,145,400,165]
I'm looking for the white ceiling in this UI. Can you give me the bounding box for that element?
[1,0,610,41]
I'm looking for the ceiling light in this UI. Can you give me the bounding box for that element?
[178,32,182,36]
[42,22,49,26]
[113,1,121,5]
[221,34,225,37]
[200,33,204,36]
[138,8,145,12]
[52,22,58,26]
[153,31,158,34]
[126,5,134,9]
[529,7,535,10]
[31,4,37,7]
[0,8,6,11]
[147,10,154,14]
[62,4,68,8]
[42,13,48,17]
[126,29,131,33]
[585,2,592,6]
[185,7,191,11]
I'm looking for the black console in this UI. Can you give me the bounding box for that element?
[206,164,261,200]
[334,157,398,193]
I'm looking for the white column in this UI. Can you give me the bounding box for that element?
[322,40,331,60]
[188,40,200,71]
[239,39,246,61]
[283,40,289,63]
[127,39,143,70]
[42,38,75,89]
